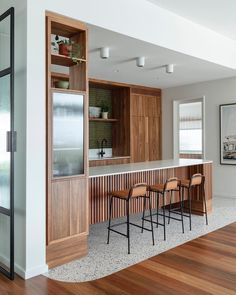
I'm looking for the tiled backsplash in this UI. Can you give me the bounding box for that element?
[89,87,113,149]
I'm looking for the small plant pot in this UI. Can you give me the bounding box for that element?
[102,112,108,119]
[59,43,72,56]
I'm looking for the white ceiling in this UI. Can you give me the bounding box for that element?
[147,0,236,41]
[88,25,236,89]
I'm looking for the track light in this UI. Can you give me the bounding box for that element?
[100,47,110,59]
[136,56,145,67]
[166,64,174,74]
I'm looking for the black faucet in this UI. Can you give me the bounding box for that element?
[98,138,107,157]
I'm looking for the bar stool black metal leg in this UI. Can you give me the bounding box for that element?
[156,193,159,228]
[203,185,208,225]
[149,196,155,245]
[107,196,113,244]
[126,199,130,254]
[141,196,147,233]
[168,190,173,224]
[180,187,184,233]
[163,192,166,241]
[188,188,192,231]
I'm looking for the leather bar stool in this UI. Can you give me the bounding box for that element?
[107,183,155,254]
[142,177,184,241]
[180,173,208,231]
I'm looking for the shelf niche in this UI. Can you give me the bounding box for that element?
[49,18,87,92]
[89,80,130,159]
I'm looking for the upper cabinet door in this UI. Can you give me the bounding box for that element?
[146,95,161,117]
[131,94,146,117]
[131,94,161,117]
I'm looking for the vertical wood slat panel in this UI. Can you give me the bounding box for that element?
[89,164,212,224]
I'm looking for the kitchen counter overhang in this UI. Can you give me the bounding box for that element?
[89,159,212,178]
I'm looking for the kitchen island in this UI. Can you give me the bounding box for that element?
[89,159,212,224]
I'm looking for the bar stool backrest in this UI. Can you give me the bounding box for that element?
[164,177,179,191]
[190,173,204,186]
[129,183,147,199]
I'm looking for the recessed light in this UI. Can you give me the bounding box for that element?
[114,69,120,73]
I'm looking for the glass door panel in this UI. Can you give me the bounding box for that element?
[0,215,10,272]
[0,7,14,280]
[0,75,11,209]
[0,16,10,72]
[53,92,84,177]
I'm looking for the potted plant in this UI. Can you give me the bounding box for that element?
[101,103,109,119]
[58,39,72,56]
[51,36,83,64]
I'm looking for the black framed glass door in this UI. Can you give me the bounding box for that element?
[0,7,15,280]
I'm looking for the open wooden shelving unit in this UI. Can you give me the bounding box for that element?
[46,12,89,268]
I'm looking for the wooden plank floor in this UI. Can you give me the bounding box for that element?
[0,222,236,295]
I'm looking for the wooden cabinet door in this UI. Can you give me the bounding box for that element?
[49,177,88,243]
[132,94,161,117]
[131,116,148,162]
[50,180,70,242]
[148,116,161,161]
[131,94,147,117]
[146,95,161,117]
[70,178,88,236]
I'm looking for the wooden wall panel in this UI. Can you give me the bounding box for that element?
[51,181,70,241]
[89,163,212,224]
[70,178,88,236]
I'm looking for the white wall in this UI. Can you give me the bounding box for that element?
[163,77,236,197]
[0,0,27,277]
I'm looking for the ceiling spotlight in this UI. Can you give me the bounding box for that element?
[100,47,110,59]
[136,56,145,67]
[166,64,174,74]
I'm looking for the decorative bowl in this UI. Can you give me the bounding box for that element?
[55,80,69,89]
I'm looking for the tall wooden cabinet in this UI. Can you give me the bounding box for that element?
[130,88,162,163]
[46,12,88,268]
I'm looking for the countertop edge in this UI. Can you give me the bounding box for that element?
[89,160,213,178]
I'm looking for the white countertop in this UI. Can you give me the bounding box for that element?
[89,159,213,178]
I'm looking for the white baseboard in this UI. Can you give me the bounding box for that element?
[0,254,48,279]
[23,264,48,279]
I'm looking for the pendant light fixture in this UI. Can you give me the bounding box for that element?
[100,47,110,59]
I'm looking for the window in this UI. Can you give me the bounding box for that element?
[179,102,203,156]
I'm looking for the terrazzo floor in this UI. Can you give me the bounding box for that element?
[45,196,236,282]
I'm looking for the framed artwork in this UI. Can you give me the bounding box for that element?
[220,103,236,165]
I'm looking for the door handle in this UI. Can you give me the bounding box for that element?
[6,131,17,152]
